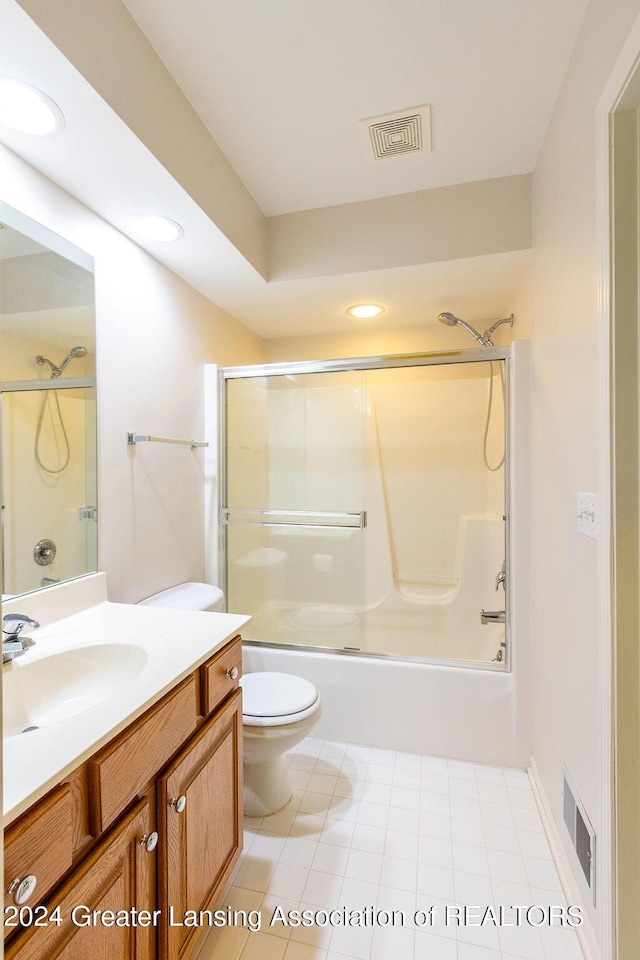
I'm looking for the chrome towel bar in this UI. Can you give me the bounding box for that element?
[127,433,208,449]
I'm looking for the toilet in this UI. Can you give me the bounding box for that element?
[139,581,225,612]
[139,582,322,818]
[241,671,321,817]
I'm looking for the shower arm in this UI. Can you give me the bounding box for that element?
[479,314,514,346]
[35,356,61,378]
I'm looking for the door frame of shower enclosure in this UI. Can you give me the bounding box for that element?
[218,345,513,671]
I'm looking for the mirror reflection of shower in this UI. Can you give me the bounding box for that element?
[437,313,514,471]
[34,346,88,474]
[36,345,88,379]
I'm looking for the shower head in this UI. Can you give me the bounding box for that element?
[437,312,460,327]
[437,312,514,347]
[56,345,88,376]
[36,345,88,378]
[437,312,484,343]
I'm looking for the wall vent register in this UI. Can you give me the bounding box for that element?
[563,765,596,902]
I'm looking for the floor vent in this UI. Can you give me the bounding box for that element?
[360,104,431,162]
[563,766,596,902]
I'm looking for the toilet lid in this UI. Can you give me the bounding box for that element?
[241,672,318,718]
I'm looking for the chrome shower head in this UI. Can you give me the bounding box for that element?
[437,312,460,327]
[437,312,514,346]
[56,345,88,376]
[437,312,484,343]
[36,345,88,378]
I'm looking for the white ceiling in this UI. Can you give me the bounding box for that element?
[121,0,588,215]
[0,0,589,340]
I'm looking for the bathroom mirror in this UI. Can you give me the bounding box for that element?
[0,201,97,598]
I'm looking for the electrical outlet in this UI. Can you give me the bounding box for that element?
[577,492,599,539]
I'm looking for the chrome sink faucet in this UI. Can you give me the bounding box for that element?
[2,614,39,662]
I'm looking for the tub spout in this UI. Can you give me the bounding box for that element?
[480,609,505,624]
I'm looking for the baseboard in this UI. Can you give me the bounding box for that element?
[528,757,601,960]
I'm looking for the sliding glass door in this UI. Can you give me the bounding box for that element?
[222,370,368,650]
[221,350,508,666]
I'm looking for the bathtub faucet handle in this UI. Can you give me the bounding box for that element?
[495,563,506,591]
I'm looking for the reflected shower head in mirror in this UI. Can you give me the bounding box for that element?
[36,345,88,379]
[437,312,514,347]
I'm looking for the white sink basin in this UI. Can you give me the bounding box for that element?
[3,628,162,738]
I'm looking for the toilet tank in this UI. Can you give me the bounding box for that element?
[139,581,225,612]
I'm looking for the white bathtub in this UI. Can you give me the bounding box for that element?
[243,643,529,769]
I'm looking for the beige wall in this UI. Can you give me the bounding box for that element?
[268,174,531,280]
[514,0,640,946]
[263,321,512,364]
[0,142,262,604]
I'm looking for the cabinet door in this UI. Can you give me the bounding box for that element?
[5,798,156,960]
[158,688,243,960]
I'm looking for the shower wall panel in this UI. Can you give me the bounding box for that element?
[2,388,94,594]
[363,363,505,661]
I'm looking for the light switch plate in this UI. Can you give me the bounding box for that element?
[577,492,599,539]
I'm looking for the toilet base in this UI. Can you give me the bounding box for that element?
[243,754,292,818]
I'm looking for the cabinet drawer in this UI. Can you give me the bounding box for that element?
[200,635,242,716]
[88,674,199,835]
[4,784,74,928]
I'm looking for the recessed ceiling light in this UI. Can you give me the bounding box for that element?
[131,215,184,243]
[347,304,385,319]
[0,77,65,136]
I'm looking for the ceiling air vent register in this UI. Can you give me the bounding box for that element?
[360,104,432,162]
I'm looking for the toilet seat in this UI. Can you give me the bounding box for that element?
[241,672,320,727]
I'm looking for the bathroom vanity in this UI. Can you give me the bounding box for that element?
[2,575,249,960]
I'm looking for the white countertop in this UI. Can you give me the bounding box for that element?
[3,593,250,825]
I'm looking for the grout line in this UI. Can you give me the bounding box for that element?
[223,738,589,960]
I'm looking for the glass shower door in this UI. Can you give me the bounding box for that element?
[222,370,368,650]
[362,361,506,664]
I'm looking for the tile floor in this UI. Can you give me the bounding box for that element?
[195,738,587,960]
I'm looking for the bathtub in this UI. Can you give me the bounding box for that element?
[243,642,529,769]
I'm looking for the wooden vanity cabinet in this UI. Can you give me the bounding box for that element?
[158,689,242,960]
[4,636,243,960]
[5,798,156,960]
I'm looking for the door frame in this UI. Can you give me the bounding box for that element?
[597,14,640,959]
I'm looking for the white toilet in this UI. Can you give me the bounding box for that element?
[139,581,225,612]
[139,582,322,818]
[241,672,321,817]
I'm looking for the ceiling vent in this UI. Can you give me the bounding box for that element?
[360,104,431,162]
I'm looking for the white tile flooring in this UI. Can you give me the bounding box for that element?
[195,738,587,960]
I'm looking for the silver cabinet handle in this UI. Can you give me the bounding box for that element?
[169,795,187,813]
[140,831,159,852]
[225,666,239,680]
[8,875,37,905]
